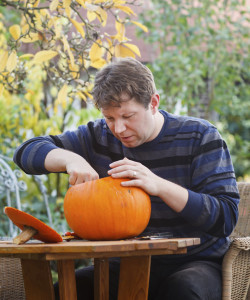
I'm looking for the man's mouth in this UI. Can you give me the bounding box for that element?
[120,135,133,141]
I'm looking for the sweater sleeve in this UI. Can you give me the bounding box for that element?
[13,136,59,174]
[179,126,240,238]
[13,125,90,175]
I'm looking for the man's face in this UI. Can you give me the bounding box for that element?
[101,95,160,148]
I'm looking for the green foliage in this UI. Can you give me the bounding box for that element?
[0,105,102,237]
[139,0,250,179]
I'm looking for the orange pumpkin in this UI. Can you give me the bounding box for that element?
[63,176,151,240]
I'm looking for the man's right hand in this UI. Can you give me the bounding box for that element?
[45,149,99,185]
[66,160,99,185]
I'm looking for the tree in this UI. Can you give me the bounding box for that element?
[139,0,250,179]
[0,0,148,154]
[0,0,147,162]
[139,0,249,117]
[0,0,146,95]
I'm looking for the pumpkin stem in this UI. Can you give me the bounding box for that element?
[13,225,38,245]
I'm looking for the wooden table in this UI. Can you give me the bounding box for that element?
[0,238,200,300]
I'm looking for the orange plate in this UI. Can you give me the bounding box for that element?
[4,207,63,243]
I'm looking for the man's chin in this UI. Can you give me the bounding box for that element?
[116,135,141,148]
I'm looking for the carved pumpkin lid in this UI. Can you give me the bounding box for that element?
[4,207,63,243]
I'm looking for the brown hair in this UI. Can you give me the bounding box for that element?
[92,57,156,109]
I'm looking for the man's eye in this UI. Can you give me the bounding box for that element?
[106,117,113,121]
[123,115,133,119]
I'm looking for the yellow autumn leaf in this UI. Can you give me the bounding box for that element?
[85,91,93,99]
[9,25,21,40]
[6,51,18,72]
[0,72,8,81]
[114,5,136,16]
[34,11,42,29]
[112,0,125,2]
[69,65,79,79]
[62,35,70,52]
[77,91,87,102]
[89,40,103,63]
[96,7,107,26]
[123,43,141,57]
[21,32,39,43]
[70,18,85,39]
[33,0,40,7]
[59,84,68,98]
[48,18,54,28]
[68,49,75,67]
[114,44,135,58]
[56,84,68,106]
[65,6,71,17]
[50,0,59,11]
[113,0,126,3]
[32,50,58,64]
[63,0,71,17]
[115,21,126,42]
[0,51,8,72]
[131,21,148,33]
[105,36,113,47]
[92,0,106,3]
[40,9,50,18]
[8,75,15,83]
[19,53,34,60]
[91,58,106,69]
[54,22,62,39]
[21,24,29,34]
[63,0,71,9]
[87,11,96,22]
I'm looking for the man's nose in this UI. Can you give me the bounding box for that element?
[114,120,126,134]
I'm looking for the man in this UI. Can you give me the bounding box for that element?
[14,57,239,299]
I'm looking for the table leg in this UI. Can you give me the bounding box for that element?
[94,258,109,300]
[21,259,55,300]
[118,255,151,300]
[57,260,77,300]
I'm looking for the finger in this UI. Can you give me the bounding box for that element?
[108,165,131,175]
[110,170,132,179]
[121,179,140,187]
[109,160,125,168]
[82,172,99,183]
[110,169,139,180]
[92,173,100,180]
[75,175,85,185]
[69,171,77,185]
[109,158,136,168]
[131,170,138,179]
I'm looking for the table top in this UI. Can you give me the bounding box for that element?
[0,238,200,260]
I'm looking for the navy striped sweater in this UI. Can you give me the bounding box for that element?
[14,110,240,263]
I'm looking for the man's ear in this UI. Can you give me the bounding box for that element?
[150,94,160,112]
